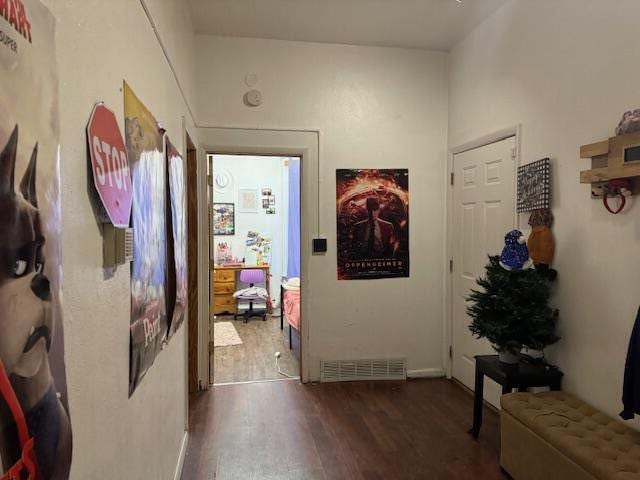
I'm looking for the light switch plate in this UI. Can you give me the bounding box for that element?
[313,237,327,254]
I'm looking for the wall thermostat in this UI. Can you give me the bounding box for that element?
[104,224,134,267]
[244,89,262,107]
[313,237,328,254]
[245,73,258,87]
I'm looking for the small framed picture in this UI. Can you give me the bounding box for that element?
[238,189,259,213]
[213,203,235,235]
[266,207,276,215]
[262,198,270,209]
[262,187,272,196]
[517,158,551,213]
[269,196,275,205]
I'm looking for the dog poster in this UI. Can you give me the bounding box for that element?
[124,83,168,396]
[0,1,73,478]
[165,137,186,340]
[336,169,410,280]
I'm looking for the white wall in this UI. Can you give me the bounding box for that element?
[212,154,289,299]
[197,36,449,378]
[449,0,640,423]
[42,0,196,478]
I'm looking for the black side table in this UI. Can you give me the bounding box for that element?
[469,354,563,438]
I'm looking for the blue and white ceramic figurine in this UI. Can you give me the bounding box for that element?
[499,229,534,270]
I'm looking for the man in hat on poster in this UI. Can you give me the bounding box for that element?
[351,197,395,259]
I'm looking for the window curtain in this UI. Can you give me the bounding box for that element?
[287,158,301,278]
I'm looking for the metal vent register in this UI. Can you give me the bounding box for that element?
[320,358,407,383]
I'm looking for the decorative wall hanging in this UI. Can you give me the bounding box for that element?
[213,203,235,235]
[87,102,132,228]
[0,2,73,477]
[166,137,187,340]
[238,188,258,213]
[124,82,168,396]
[213,168,234,197]
[336,169,410,280]
[579,129,640,214]
[517,158,551,213]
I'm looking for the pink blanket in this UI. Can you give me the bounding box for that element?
[283,289,300,331]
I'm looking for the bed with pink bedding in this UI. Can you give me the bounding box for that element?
[280,280,301,349]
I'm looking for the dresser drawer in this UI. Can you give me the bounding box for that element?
[213,296,236,314]
[213,282,235,295]
[213,269,235,282]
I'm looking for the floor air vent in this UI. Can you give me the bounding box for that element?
[320,358,407,383]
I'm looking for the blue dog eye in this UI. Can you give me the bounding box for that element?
[13,259,27,276]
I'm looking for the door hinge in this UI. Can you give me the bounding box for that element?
[511,147,517,162]
[207,174,213,187]
[449,345,453,359]
[450,172,454,186]
[449,258,453,273]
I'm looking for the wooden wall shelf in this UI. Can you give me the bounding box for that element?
[580,131,640,191]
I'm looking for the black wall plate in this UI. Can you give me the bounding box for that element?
[313,238,327,254]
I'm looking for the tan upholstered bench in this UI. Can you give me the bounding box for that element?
[501,392,640,480]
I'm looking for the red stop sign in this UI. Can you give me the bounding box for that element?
[87,103,132,228]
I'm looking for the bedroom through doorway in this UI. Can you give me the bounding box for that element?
[209,153,301,385]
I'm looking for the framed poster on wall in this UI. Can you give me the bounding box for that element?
[336,169,410,280]
[213,203,235,235]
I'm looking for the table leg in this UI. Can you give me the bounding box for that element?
[502,382,513,395]
[266,269,272,314]
[469,368,484,438]
[550,378,562,391]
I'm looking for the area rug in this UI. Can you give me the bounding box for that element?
[213,321,243,347]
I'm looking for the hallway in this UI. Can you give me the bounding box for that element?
[182,379,505,480]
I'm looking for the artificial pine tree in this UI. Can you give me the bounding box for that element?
[467,255,559,356]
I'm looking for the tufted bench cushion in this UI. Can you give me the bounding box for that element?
[501,392,640,480]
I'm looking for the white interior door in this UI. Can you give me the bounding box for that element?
[451,136,516,408]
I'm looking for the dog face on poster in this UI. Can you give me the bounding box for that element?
[0,126,71,479]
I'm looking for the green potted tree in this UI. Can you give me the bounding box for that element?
[467,255,559,364]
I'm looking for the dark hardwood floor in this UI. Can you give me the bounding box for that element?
[182,378,506,480]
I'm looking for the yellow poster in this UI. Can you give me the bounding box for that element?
[124,82,168,396]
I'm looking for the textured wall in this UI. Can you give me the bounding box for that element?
[197,36,450,378]
[449,0,640,424]
[42,0,197,478]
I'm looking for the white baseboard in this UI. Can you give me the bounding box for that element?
[173,431,188,480]
[407,368,446,379]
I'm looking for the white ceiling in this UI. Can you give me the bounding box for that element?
[188,0,508,51]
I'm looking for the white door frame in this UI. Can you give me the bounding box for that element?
[197,126,320,384]
[444,125,522,379]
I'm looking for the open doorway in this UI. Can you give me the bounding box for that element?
[209,153,301,384]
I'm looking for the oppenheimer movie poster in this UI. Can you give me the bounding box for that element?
[0,1,73,478]
[336,169,409,280]
[124,82,168,396]
[165,137,186,340]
